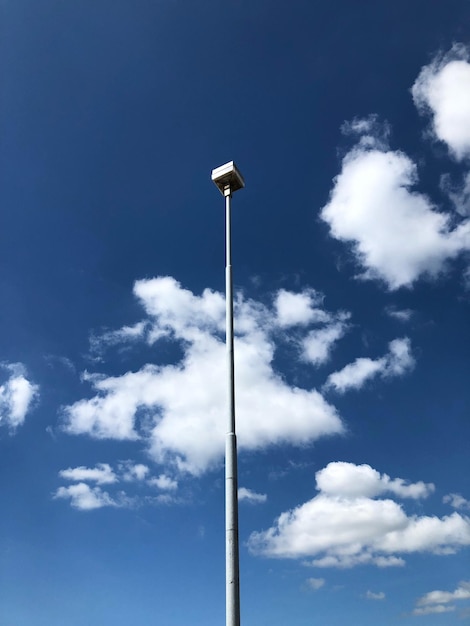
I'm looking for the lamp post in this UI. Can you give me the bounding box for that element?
[211,161,245,626]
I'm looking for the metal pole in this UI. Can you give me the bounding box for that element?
[224,185,240,626]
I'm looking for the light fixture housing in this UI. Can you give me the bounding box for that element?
[211,161,245,195]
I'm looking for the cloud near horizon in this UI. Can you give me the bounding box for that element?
[247,461,470,568]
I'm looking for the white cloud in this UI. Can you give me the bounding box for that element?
[365,590,385,600]
[302,316,349,366]
[325,337,414,393]
[59,463,117,485]
[315,462,434,500]
[238,487,267,504]
[320,132,470,289]
[385,306,413,322]
[341,115,391,147]
[134,276,226,340]
[306,577,325,590]
[90,322,148,359]
[61,277,344,475]
[326,357,385,392]
[386,337,415,375]
[274,289,351,368]
[0,362,39,429]
[119,462,150,482]
[247,462,468,568]
[443,493,470,510]
[55,461,179,510]
[275,289,328,327]
[416,581,470,607]
[441,172,470,217]
[53,483,117,510]
[413,581,470,615]
[412,45,470,161]
[304,553,405,569]
[413,604,455,615]
[148,474,178,491]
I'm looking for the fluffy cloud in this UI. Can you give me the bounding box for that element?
[55,461,180,509]
[275,289,329,327]
[148,474,178,491]
[416,581,470,606]
[413,581,470,616]
[412,45,470,161]
[247,462,469,568]
[315,462,434,499]
[0,362,39,429]
[53,483,117,510]
[61,278,344,475]
[325,337,414,393]
[238,487,267,504]
[320,133,470,289]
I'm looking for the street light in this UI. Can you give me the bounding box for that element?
[211,161,245,626]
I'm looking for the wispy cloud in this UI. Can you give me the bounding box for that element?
[365,590,385,600]
[412,604,455,615]
[89,322,149,361]
[305,577,325,591]
[59,463,118,485]
[443,493,470,510]
[238,487,267,504]
[413,580,470,616]
[324,337,414,393]
[302,314,350,366]
[385,306,414,322]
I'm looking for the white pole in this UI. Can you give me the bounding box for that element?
[211,161,244,626]
[224,185,240,626]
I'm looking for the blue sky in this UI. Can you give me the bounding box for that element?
[1,1,470,624]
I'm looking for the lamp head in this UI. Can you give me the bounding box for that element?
[211,161,245,195]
